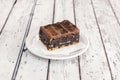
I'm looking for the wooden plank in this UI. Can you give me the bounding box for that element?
[48,0,80,80]
[0,0,36,80]
[91,0,120,79]
[15,0,54,80]
[108,0,120,23]
[0,0,16,32]
[74,0,112,80]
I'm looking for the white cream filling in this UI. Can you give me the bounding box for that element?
[49,41,71,47]
[59,41,71,45]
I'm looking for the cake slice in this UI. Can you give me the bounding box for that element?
[39,20,80,50]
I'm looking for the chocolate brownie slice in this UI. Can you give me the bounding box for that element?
[39,20,79,50]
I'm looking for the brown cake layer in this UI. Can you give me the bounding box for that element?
[39,20,80,50]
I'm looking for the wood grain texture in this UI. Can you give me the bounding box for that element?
[108,0,120,23]
[15,0,54,80]
[74,0,112,79]
[91,0,120,79]
[0,0,16,32]
[0,0,35,80]
[0,0,120,80]
[48,0,80,80]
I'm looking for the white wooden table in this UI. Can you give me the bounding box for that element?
[0,0,120,80]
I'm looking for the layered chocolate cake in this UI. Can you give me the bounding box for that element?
[39,20,80,50]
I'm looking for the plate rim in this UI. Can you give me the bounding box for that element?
[26,33,89,60]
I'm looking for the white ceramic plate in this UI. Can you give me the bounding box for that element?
[26,33,89,60]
